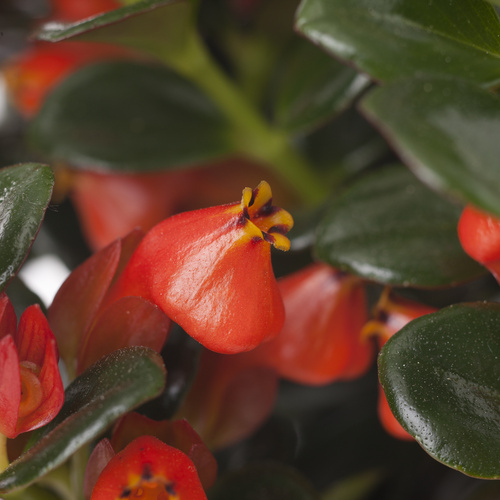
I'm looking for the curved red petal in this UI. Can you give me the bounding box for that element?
[84,438,116,500]
[0,294,17,341]
[0,335,21,438]
[90,436,207,500]
[77,296,170,374]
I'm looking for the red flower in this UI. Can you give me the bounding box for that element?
[107,181,293,354]
[90,435,207,500]
[248,263,374,385]
[362,289,437,440]
[0,294,64,438]
[48,230,171,377]
[458,204,500,283]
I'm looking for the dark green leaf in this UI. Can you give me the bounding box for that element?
[35,0,195,68]
[30,61,235,172]
[379,303,500,478]
[208,463,319,500]
[314,165,485,287]
[270,38,369,134]
[296,0,500,87]
[0,347,166,493]
[0,163,54,293]
[360,77,500,217]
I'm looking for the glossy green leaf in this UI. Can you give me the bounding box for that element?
[314,166,484,287]
[270,38,369,134]
[0,163,54,293]
[208,463,319,500]
[0,347,166,493]
[296,0,500,87]
[35,0,195,69]
[360,77,500,217]
[30,60,235,172]
[379,302,500,478]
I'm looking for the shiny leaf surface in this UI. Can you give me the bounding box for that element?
[296,0,500,86]
[314,166,484,287]
[0,347,166,493]
[0,163,54,293]
[30,61,234,172]
[379,303,500,478]
[361,77,500,217]
[270,38,369,134]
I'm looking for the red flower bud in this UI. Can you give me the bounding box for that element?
[0,294,64,438]
[90,435,207,500]
[248,263,374,385]
[458,204,500,282]
[362,289,437,440]
[176,349,278,449]
[108,181,293,354]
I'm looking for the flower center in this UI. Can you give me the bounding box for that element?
[123,482,177,500]
[18,361,43,419]
[240,181,294,251]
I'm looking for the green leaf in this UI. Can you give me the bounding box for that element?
[208,463,319,500]
[378,303,500,478]
[0,163,54,293]
[35,0,196,69]
[30,60,235,172]
[0,347,166,493]
[314,165,485,287]
[360,77,500,217]
[295,0,500,87]
[270,38,369,134]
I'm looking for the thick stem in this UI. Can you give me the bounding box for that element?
[160,32,328,205]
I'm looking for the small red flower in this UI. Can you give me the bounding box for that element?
[0,294,64,438]
[362,289,437,440]
[90,435,207,500]
[458,204,500,283]
[107,181,293,354]
[248,263,374,385]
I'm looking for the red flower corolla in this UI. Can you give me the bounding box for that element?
[458,204,500,283]
[68,159,293,251]
[48,230,170,377]
[84,414,216,498]
[106,181,293,354]
[248,263,374,385]
[90,435,207,500]
[175,349,278,449]
[362,289,437,440]
[0,294,64,438]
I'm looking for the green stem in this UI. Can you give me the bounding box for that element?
[0,434,9,472]
[160,32,329,205]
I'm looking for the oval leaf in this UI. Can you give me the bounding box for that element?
[379,303,500,478]
[314,166,484,287]
[0,163,54,293]
[30,60,235,172]
[270,38,369,134]
[296,0,500,87]
[0,347,166,493]
[360,77,500,217]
